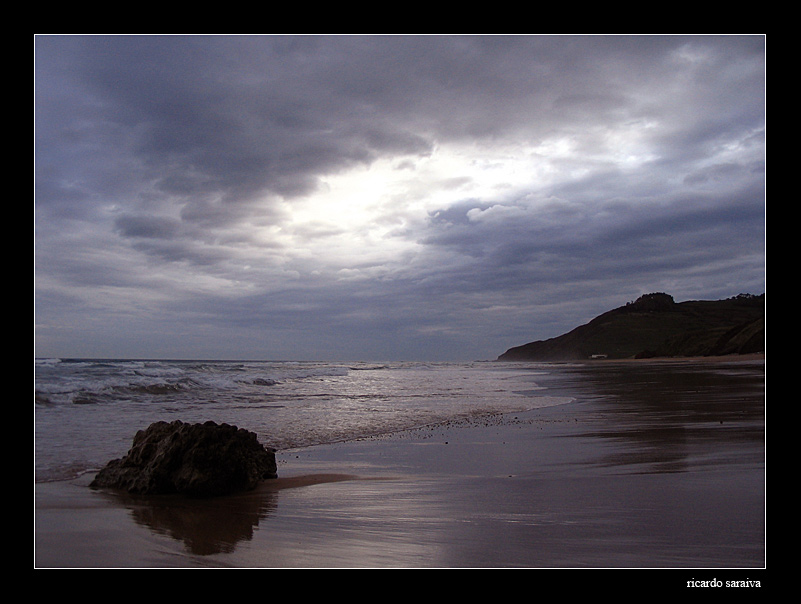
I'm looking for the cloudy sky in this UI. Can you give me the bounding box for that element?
[34,35,765,362]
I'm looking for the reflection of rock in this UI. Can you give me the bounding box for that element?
[90,420,277,497]
[96,473,357,556]
[109,489,278,555]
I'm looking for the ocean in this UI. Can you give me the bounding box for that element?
[34,358,573,484]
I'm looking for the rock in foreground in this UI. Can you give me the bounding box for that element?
[90,420,277,497]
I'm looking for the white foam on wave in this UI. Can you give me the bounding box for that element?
[35,359,574,480]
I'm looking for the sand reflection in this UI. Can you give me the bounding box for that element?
[542,360,765,473]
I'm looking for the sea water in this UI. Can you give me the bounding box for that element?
[34,359,572,483]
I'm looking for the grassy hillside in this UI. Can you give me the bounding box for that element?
[497,293,765,361]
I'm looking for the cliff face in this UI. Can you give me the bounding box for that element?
[497,293,764,361]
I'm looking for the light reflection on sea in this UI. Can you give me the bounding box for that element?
[34,359,572,482]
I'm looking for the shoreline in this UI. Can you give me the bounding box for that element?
[599,353,765,363]
[520,353,765,364]
[35,360,765,569]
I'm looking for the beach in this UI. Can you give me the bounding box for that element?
[34,357,765,570]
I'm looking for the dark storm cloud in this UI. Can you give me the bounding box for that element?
[36,36,435,208]
[34,35,765,361]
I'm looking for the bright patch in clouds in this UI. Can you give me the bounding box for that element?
[279,141,550,268]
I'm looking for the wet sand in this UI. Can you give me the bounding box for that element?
[34,358,765,571]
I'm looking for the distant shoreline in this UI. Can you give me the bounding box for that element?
[499,353,765,364]
[590,353,765,364]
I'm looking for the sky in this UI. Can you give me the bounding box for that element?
[34,34,766,362]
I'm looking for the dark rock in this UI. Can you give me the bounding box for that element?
[90,420,277,497]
